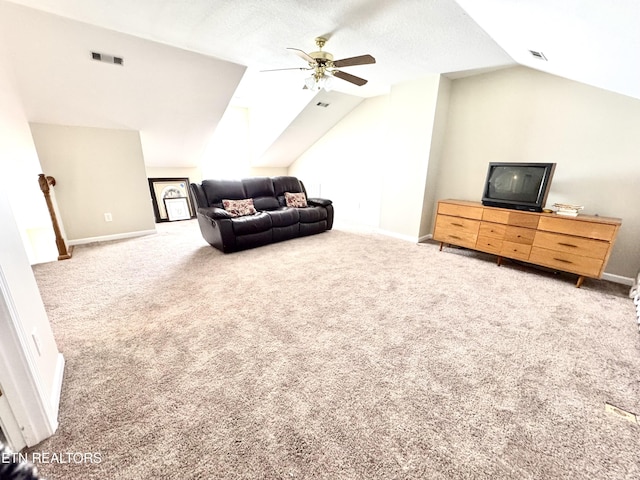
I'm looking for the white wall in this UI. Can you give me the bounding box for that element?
[290,75,447,239]
[289,95,389,228]
[201,105,290,180]
[419,77,451,237]
[436,66,640,278]
[379,75,443,239]
[0,36,63,446]
[0,29,57,264]
[201,106,251,179]
[145,166,203,184]
[30,123,157,243]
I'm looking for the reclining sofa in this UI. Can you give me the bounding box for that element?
[190,176,333,253]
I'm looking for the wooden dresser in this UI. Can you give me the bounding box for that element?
[433,200,621,287]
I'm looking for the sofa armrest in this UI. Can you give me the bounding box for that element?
[198,206,232,220]
[307,197,332,207]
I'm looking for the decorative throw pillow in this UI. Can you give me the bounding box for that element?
[284,192,308,208]
[222,198,257,217]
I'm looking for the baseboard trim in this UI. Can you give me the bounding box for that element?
[68,229,156,246]
[376,229,419,243]
[50,353,65,425]
[601,272,634,286]
[418,233,433,243]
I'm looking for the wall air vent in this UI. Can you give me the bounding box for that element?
[91,51,124,66]
[529,50,547,61]
[316,102,330,108]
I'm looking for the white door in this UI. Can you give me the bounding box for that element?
[0,387,26,451]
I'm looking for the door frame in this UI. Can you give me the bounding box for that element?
[0,267,60,448]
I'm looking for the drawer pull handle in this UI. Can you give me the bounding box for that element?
[553,257,573,264]
[558,242,578,248]
[451,222,464,227]
[449,235,461,240]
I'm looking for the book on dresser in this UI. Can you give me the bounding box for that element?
[432,199,621,288]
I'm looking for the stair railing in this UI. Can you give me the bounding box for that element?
[38,174,72,260]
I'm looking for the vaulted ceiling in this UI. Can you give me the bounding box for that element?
[2,0,638,168]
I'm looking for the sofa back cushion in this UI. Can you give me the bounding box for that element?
[243,177,279,211]
[202,179,246,207]
[273,176,305,206]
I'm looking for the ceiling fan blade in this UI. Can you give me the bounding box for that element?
[260,67,312,72]
[332,54,376,68]
[287,48,317,64]
[332,70,368,86]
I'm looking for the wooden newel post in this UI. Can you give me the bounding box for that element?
[38,173,72,260]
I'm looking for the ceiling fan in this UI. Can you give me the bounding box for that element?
[262,37,376,91]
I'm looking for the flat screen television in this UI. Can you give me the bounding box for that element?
[481,162,556,212]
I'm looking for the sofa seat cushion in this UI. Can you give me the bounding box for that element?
[253,196,280,211]
[298,206,327,223]
[231,212,272,235]
[266,207,300,227]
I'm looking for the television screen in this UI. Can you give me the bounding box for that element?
[487,165,546,203]
[482,162,556,212]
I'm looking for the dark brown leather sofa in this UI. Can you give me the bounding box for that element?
[189,176,333,253]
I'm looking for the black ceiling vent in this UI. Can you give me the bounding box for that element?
[529,50,547,61]
[316,102,330,108]
[91,51,124,66]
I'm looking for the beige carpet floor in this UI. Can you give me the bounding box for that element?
[28,219,639,479]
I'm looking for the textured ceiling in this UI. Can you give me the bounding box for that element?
[3,0,515,99]
[2,0,638,168]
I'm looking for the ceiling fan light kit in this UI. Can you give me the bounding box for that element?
[304,72,334,92]
[263,36,375,92]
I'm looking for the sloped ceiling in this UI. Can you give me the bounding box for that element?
[0,1,246,167]
[456,0,640,101]
[2,0,638,168]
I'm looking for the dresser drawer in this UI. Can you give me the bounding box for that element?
[479,222,506,239]
[529,247,603,277]
[500,241,532,261]
[476,235,502,254]
[434,215,479,249]
[438,202,483,220]
[435,215,480,233]
[504,226,536,245]
[538,216,617,241]
[507,212,539,229]
[533,231,610,260]
[482,208,510,224]
[482,208,539,228]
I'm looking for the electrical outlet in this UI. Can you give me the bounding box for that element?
[104,213,113,222]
